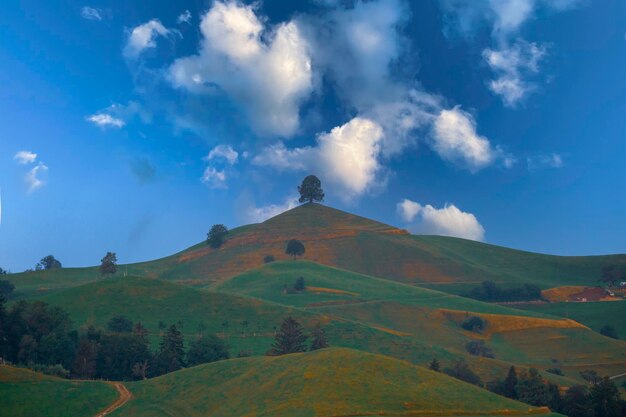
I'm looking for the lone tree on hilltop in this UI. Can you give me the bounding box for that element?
[39,255,62,270]
[310,322,329,350]
[207,224,228,248]
[270,316,308,355]
[285,239,305,260]
[298,175,324,204]
[100,252,118,275]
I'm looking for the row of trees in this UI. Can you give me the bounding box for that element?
[0,298,228,380]
[429,358,624,417]
[463,281,542,302]
[268,317,328,355]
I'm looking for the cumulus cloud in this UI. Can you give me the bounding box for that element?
[253,117,385,200]
[14,151,37,165]
[87,113,125,128]
[245,196,299,223]
[81,6,103,21]
[432,107,501,171]
[124,19,171,59]
[177,10,192,24]
[439,0,579,105]
[25,163,48,193]
[397,198,485,241]
[168,1,313,137]
[207,145,238,165]
[483,41,546,106]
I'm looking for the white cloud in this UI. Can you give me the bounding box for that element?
[245,196,299,223]
[432,107,498,171]
[201,167,227,189]
[14,151,37,165]
[207,145,238,165]
[80,6,102,21]
[124,19,171,59]
[177,10,192,24]
[253,117,384,200]
[168,1,313,137]
[483,41,546,106]
[25,163,48,193]
[87,113,125,128]
[527,153,564,170]
[397,199,485,241]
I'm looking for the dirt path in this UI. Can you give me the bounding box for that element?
[610,372,626,380]
[94,382,132,417]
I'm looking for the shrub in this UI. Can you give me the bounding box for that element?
[263,255,275,264]
[600,325,619,339]
[465,340,495,358]
[207,224,228,248]
[294,277,305,292]
[443,360,482,386]
[546,368,564,376]
[461,316,485,333]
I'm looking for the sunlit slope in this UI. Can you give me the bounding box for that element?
[114,348,559,417]
[0,365,117,417]
[218,261,626,381]
[10,204,625,297]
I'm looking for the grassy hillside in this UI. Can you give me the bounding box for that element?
[113,348,560,417]
[0,365,117,417]
[516,300,626,340]
[9,204,625,299]
[217,261,626,381]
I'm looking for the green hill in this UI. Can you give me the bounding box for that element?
[9,203,625,299]
[113,348,560,417]
[0,365,117,417]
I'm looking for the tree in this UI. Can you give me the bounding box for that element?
[39,255,62,270]
[285,239,305,260]
[187,334,229,366]
[600,325,619,340]
[600,265,626,287]
[428,358,440,372]
[263,255,275,264]
[100,252,117,275]
[516,368,549,407]
[72,339,98,379]
[590,377,622,417]
[580,370,602,385]
[298,175,324,204]
[294,276,306,292]
[0,279,15,299]
[207,224,228,248]
[503,366,518,399]
[310,323,329,351]
[0,267,7,275]
[465,340,495,358]
[461,316,485,333]
[270,317,307,355]
[153,324,185,376]
[563,385,593,417]
[443,359,482,386]
[107,316,133,333]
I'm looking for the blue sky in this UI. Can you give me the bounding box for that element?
[1,0,625,271]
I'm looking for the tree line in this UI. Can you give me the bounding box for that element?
[463,280,543,303]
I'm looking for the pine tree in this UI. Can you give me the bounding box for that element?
[429,358,440,372]
[153,324,185,375]
[310,323,329,350]
[271,317,307,355]
[503,366,518,399]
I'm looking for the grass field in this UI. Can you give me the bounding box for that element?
[516,300,626,340]
[112,348,560,417]
[0,365,117,417]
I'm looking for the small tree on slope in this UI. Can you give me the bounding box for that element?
[270,317,307,355]
[285,239,305,260]
[100,252,118,275]
[298,175,324,204]
[207,224,228,248]
[310,323,329,350]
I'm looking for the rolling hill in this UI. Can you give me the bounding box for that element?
[112,348,561,417]
[9,203,626,298]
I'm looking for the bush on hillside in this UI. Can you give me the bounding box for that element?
[207,224,228,248]
[600,325,619,339]
[310,322,329,351]
[187,334,229,366]
[465,340,495,358]
[100,252,118,275]
[0,279,15,299]
[263,255,276,264]
[38,255,62,270]
[546,368,564,376]
[294,276,305,292]
[461,316,485,333]
[443,359,482,386]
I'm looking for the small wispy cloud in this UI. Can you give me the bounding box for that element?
[14,151,38,164]
[201,167,227,189]
[25,163,48,193]
[87,113,125,128]
[527,153,564,171]
[124,19,171,59]
[80,6,103,21]
[177,10,192,24]
[245,196,299,223]
[206,145,238,165]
